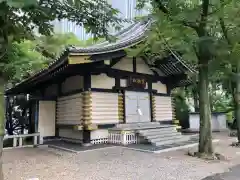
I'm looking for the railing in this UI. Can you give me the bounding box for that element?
[4,133,41,148]
[108,130,139,145]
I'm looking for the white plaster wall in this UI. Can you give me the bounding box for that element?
[112,57,133,71]
[91,73,115,89]
[112,57,165,76]
[152,81,167,94]
[62,75,83,94]
[120,79,127,87]
[154,96,173,121]
[45,84,58,97]
[38,101,56,137]
[58,128,83,140]
[90,129,108,140]
[189,113,227,131]
[136,58,153,75]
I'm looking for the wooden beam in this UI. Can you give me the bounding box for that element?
[133,57,136,73]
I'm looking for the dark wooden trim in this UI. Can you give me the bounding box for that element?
[113,86,157,93]
[56,124,74,129]
[150,93,154,122]
[83,130,91,144]
[105,68,163,80]
[40,88,45,97]
[148,79,152,91]
[109,57,123,67]
[115,77,120,89]
[97,124,116,129]
[147,79,154,122]
[90,50,126,61]
[133,57,136,73]
[153,92,170,97]
[122,90,126,123]
[31,97,57,101]
[166,84,172,95]
[58,81,62,96]
[159,120,173,125]
[84,73,91,91]
[60,89,84,97]
[55,100,59,137]
[91,88,117,93]
[35,100,39,132]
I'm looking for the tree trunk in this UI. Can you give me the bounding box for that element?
[0,135,3,180]
[0,77,5,180]
[198,63,213,154]
[235,61,240,142]
[192,88,199,112]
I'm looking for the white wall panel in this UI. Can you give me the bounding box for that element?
[38,101,56,137]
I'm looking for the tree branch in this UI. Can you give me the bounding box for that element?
[219,17,231,45]
[153,0,198,30]
[198,0,210,36]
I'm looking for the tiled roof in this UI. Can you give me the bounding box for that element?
[69,18,152,55]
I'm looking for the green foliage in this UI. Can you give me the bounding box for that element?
[3,33,95,82]
[2,40,48,82]
[172,88,190,129]
[36,33,97,59]
[0,0,123,42]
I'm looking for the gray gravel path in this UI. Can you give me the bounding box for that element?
[3,134,240,180]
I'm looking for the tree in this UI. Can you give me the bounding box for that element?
[217,0,240,144]
[136,0,234,157]
[0,0,122,179]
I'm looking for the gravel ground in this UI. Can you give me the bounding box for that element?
[3,133,240,180]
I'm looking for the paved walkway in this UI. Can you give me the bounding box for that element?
[202,164,240,180]
[3,133,240,180]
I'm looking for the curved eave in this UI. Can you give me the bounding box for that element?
[69,19,152,56]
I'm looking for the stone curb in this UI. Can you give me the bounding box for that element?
[153,139,220,154]
[46,144,118,153]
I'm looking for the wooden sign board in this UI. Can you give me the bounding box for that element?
[127,77,146,88]
[68,56,91,64]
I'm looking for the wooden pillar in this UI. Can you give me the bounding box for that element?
[28,100,34,134]
[171,94,180,128]
[118,92,124,123]
[152,95,156,121]
[82,74,92,144]
[55,82,62,137]
[132,57,136,73]
[122,91,126,123]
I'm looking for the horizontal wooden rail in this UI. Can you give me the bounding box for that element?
[4,133,41,148]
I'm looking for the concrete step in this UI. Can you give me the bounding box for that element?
[153,136,191,146]
[144,132,182,140]
[138,127,177,135]
[114,123,175,130]
[116,122,160,128]
[150,134,184,143]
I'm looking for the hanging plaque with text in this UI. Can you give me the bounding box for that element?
[127,77,146,88]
